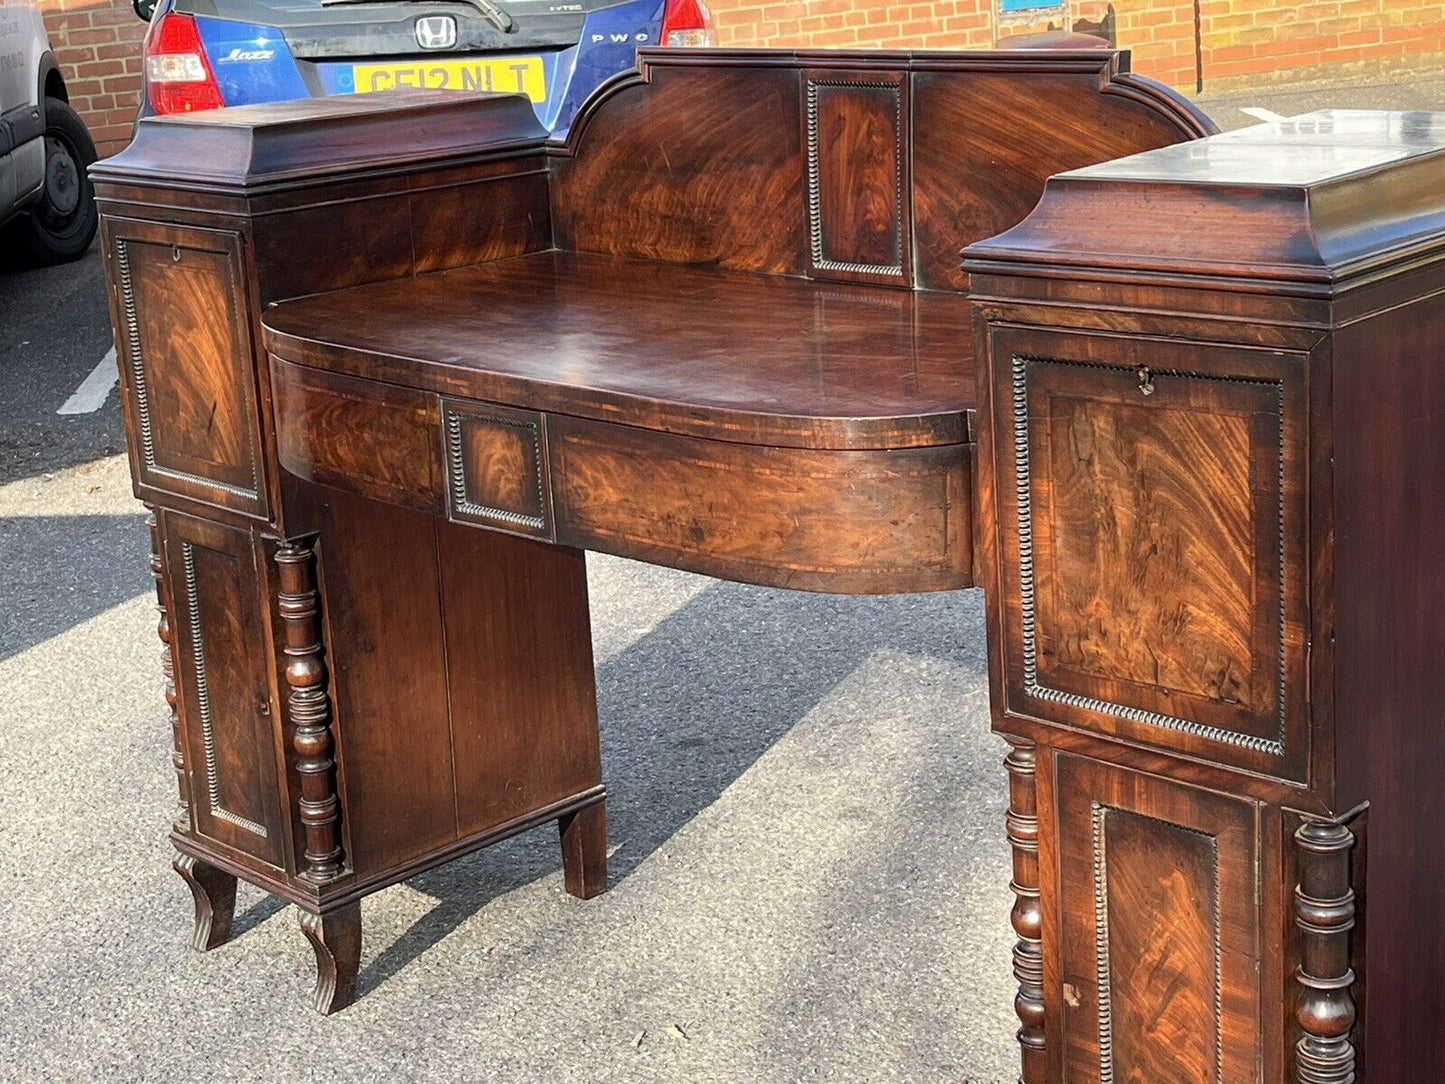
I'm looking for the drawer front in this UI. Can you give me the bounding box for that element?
[1055,755,1263,1084]
[106,217,270,520]
[271,359,444,515]
[164,513,286,869]
[987,327,1308,780]
[442,398,554,541]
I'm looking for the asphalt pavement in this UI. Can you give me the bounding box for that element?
[2,69,1443,1083]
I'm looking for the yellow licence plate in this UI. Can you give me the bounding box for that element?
[352,58,545,102]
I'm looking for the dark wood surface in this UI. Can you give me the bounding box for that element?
[264,250,976,452]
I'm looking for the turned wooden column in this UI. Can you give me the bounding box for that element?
[1294,819,1357,1084]
[146,508,189,831]
[275,539,343,884]
[1004,737,1047,1084]
[276,538,359,1014]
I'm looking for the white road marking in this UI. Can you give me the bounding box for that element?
[57,347,118,415]
[1240,107,1290,124]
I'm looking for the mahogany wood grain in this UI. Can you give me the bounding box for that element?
[984,326,1310,782]
[1330,290,1445,1083]
[435,524,601,837]
[272,360,444,516]
[263,251,975,452]
[313,491,456,880]
[549,414,972,594]
[804,70,910,286]
[552,62,807,274]
[163,513,287,869]
[442,400,554,541]
[1056,754,1262,1084]
[107,217,269,520]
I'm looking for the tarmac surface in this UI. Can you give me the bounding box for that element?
[1,68,1441,1083]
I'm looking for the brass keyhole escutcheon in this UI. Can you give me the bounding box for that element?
[1136,364,1155,396]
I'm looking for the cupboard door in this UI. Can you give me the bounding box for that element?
[987,327,1309,781]
[165,513,285,869]
[107,217,270,520]
[1056,754,1262,1084]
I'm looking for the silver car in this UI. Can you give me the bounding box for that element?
[0,1,98,264]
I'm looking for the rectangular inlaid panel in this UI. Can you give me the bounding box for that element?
[989,328,1309,780]
[164,514,284,868]
[1056,755,1262,1084]
[442,399,553,540]
[108,218,268,519]
[804,70,910,286]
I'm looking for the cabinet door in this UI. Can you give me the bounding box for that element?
[106,216,270,520]
[164,513,286,869]
[1056,754,1262,1084]
[986,326,1309,781]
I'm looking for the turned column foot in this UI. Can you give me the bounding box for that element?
[173,852,236,952]
[559,800,608,900]
[299,903,362,1015]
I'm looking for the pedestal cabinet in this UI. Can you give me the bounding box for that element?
[96,93,609,1013]
[967,111,1445,1083]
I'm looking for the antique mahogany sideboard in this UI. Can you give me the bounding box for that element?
[92,48,1445,1081]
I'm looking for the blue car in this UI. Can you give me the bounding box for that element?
[132,0,714,136]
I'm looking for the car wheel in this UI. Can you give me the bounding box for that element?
[14,98,100,265]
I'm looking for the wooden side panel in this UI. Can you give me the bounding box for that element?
[316,491,457,879]
[108,217,268,519]
[804,70,910,286]
[549,414,973,594]
[912,66,1209,291]
[1056,754,1262,1084]
[988,327,1309,780]
[164,513,285,869]
[551,64,806,274]
[1332,296,1445,1083]
[272,359,444,516]
[437,527,601,837]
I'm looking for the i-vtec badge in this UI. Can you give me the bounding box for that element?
[220,46,275,62]
[415,15,457,50]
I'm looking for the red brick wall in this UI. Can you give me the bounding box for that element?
[712,0,1445,91]
[32,0,1445,157]
[40,0,146,158]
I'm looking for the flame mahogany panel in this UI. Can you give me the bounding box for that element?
[986,326,1309,782]
[553,50,1213,288]
[1056,754,1262,1084]
[803,70,911,286]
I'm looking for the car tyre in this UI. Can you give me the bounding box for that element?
[13,97,99,265]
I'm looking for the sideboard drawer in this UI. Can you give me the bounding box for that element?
[272,359,445,515]
[985,327,1309,781]
[106,217,270,521]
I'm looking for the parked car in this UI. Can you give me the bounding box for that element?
[132,0,714,136]
[0,1,99,264]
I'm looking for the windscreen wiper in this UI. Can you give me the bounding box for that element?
[319,0,514,34]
